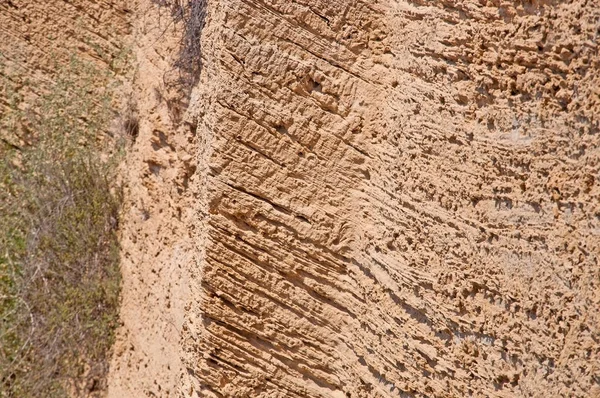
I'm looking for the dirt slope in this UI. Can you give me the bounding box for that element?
[109,0,600,397]
[0,1,130,395]
[0,0,131,147]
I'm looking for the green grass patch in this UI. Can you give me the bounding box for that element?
[0,56,125,397]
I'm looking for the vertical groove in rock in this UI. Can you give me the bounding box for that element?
[108,1,200,396]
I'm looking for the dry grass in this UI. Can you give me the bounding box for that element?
[152,0,207,121]
[0,57,125,397]
[153,0,207,86]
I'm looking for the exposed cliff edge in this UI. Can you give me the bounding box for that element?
[107,0,600,397]
[2,0,595,397]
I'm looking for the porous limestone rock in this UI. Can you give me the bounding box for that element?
[110,0,600,397]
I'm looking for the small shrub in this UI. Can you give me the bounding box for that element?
[0,57,124,397]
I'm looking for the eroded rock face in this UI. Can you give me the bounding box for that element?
[110,0,600,397]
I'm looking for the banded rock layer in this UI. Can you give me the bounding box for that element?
[110,0,600,397]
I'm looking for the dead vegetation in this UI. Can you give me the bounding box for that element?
[153,0,207,87]
[152,0,207,120]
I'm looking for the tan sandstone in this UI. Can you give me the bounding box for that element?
[107,0,600,397]
[4,0,598,397]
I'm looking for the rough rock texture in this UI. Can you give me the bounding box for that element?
[110,0,600,397]
[106,2,199,396]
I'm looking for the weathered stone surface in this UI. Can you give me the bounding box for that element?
[109,0,600,397]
